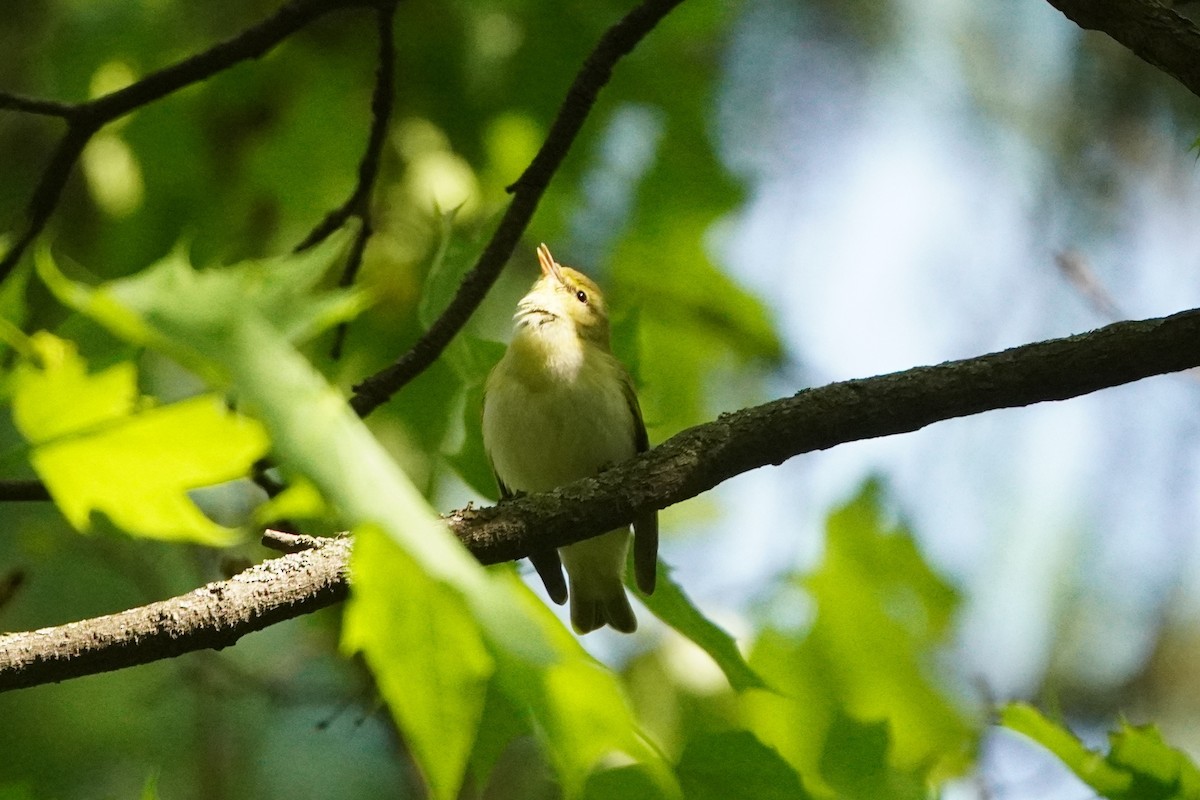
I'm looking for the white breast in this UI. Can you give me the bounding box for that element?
[483,335,635,494]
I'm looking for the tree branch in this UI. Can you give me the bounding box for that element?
[1045,0,1200,97]
[0,91,75,117]
[293,1,399,359]
[347,0,686,417]
[0,0,381,284]
[5,307,1200,692]
[0,537,350,692]
[294,1,397,255]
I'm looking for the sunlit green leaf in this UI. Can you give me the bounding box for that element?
[1001,703,1200,800]
[344,525,494,800]
[252,476,328,525]
[486,577,675,799]
[744,480,976,798]
[10,332,266,545]
[12,333,135,442]
[635,558,767,693]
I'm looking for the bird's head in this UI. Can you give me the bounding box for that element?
[515,243,610,346]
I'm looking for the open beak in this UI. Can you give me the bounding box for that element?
[537,243,564,283]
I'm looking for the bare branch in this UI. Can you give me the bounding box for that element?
[0,92,75,117]
[1045,0,1200,97]
[5,307,1200,691]
[285,1,399,359]
[0,537,350,692]
[348,0,686,418]
[294,1,398,254]
[261,529,329,553]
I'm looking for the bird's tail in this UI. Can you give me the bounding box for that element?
[561,529,637,634]
[570,587,636,634]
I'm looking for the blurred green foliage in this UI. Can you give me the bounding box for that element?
[742,481,975,799]
[4,0,1196,798]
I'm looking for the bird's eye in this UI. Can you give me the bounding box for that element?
[575,290,588,304]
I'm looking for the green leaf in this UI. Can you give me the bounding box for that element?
[0,254,30,351]
[635,558,767,693]
[583,765,671,800]
[445,380,500,499]
[223,315,515,800]
[467,671,535,790]
[0,784,36,800]
[140,771,160,800]
[344,525,494,799]
[10,332,267,545]
[818,711,923,800]
[744,479,976,797]
[35,228,367,381]
[12,333,136,441]
[416,208,463,330]
[483,578,673,798]
[1001,703,1200,800]
[534,658,653,796]
[676,731,812,800]
[253,476,328,525]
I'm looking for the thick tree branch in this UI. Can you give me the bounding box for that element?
[0,537,350,692]
[1045,0,1200,97]
[0,0,381,284]
[5,307,1200,691]
[348,0,686,417]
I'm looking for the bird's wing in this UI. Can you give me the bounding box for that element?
[489,453,568,606]
[624,374,658,595]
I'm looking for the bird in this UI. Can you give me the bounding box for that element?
[482,243,657,633]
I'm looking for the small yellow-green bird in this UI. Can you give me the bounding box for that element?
[482,243,657,633]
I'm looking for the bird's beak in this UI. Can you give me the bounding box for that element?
[537,243,564,283]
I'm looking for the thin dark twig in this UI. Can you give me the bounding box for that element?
[289,1,399,359]
[0,92,75,117]
[86,0,373,122]
[0,0,380,284]
[328,219,374,357]
[294,3,397,253]
[348,0,686,418]
[0,122,96,280]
